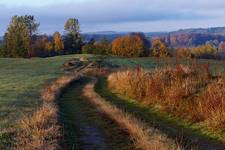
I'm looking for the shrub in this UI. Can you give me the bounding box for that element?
[176,48,192,58]
[82,38,111,55]
[112,35,146,57]
[94,38,111,55]
[107,65,225,132]
[151,39,170,57]
[82,44,96,54]
[191,44,216,59]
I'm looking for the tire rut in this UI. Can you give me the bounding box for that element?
[58,77,133,150]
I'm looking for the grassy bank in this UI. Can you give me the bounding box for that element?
[95,77,225,149]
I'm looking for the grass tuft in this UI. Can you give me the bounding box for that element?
[13,74,80,150]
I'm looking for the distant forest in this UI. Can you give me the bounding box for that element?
[83,27,225,48]
[1,15,225,59]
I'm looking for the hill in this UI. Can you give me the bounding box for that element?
[83,27,225,48]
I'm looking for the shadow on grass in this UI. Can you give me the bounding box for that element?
[95,77,225,150]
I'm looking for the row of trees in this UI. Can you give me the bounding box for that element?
[82,33,218,59]
[176,44,217,59]
[0,15,220,59]
[0,15,82,58]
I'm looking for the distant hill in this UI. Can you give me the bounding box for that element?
[170,27,225,35]
[152,33,225,48]
[82,32,128,42]
[2,27,225,48]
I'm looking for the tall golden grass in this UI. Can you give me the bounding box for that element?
[83,79,181,150]
[14,74,80,150]
[108,65,225,132]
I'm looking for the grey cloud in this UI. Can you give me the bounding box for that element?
[0,0,225,34]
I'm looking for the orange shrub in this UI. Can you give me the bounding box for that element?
[107,65,225,132]
[176,48,192,58]
[112,35,146,57]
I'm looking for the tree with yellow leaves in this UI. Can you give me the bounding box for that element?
[53,32,64,52]
[191,44,216,58]
[151,39,169,57]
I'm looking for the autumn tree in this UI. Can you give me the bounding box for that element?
[64,18,82,53]
[31,35,53,57]
[112,35,146,57]
[191,44,216,58]
[4,16,31,57]
[151,39,169,57]
[53,32,64,52]
[176,48,192,58]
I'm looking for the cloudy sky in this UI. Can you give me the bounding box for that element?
[0,0,225,35]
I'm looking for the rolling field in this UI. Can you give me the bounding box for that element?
[0,54,96,147]
[1,54,225,149]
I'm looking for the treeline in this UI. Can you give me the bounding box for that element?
[0,15,219,59]
[82,33,218,59]
[0,15,82,58]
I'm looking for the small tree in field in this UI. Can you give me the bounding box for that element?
[53,32,64,52]
[176,48,192,59]
[112,35,146,57]
[151,39,169,57]
[64,18,82,53]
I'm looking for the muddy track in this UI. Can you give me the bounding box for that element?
[59,61,177,150]
[59,60,225,150]
[58,77,133,150]
[82,78,179,150]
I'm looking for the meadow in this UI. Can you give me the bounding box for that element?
[1,54,225,149]
[0,54,95,148]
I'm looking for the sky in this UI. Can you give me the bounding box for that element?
[0,0,225,35]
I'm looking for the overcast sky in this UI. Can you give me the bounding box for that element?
[0,0,225,35]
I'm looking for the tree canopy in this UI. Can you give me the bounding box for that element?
[53,32,64,52]
[64,18,82,53]
[4,16,31,57]
[112,35,146,57]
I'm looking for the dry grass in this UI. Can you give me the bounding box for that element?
[198,77,225,131]
[107,64,225,132]
[83,78,181,150]
[13,74,80,150]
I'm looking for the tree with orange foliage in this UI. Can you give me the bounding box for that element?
[53,32,64,52]
[112,35,146,57]
[176,48,192,58]
[151,39,169,57]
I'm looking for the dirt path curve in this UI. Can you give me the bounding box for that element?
[82,77,179,150]
[58,77,133,150]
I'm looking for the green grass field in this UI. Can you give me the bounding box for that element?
[0,54,98,147]
[1,54,225,148]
